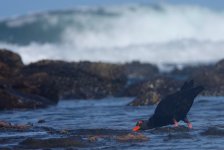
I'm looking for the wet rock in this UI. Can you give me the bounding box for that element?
[0,49,23,78]
[123,61,159,80]
[0,49,23,68]
[201,127,224,136]
[0,85,56,110]
[74,129,129,136]
[0,49,59,110]
[88,136,99,142]
[192,59,224,96]
[19,137,85,149]
[12,72,59,103]
[150,126,190,134]
[116,133,148,142]
[0,49,128,109]
[129,90,161,106]
[163,133,193,141]
[0,147,11,150]
[128,77,181,106]
[76,129,146,143]
[21,60,127,99]
[0,121,30,130]
[119,80,144,97]
[79,131,149,143]
[0,62,11,80]
[74,129,149,143]
[2,126,150,149]
[166,59,224,96]
[37,119,46,124]
[170,65,211,79]
[0,49,127,108]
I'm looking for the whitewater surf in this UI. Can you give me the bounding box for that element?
[0,4,224,67]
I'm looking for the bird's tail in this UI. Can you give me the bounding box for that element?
[188,85,204,98]
[180,80,194,91]
[180,80,204,96]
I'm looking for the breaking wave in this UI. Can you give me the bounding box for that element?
[0,4,224,66]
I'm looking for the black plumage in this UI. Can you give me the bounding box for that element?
[133,80,204,131]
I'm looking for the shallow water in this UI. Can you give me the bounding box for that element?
[0,96,224,149]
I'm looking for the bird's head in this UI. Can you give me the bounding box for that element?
[133,117,156,131]
[133,120,147,131]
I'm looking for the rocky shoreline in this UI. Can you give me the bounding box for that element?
[0,49,224,109]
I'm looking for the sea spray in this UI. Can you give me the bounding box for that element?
[0,4,224,66]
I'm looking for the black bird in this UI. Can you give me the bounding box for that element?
[133,80,204,131]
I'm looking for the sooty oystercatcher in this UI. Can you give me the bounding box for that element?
[133,80,204,131]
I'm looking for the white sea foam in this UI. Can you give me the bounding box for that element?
[1,4,224,66]
[1,40,224,66]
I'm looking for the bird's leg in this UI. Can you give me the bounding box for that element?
[184,117,192,129]
[173,119,179,127]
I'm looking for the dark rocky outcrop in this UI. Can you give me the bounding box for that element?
[192,60,224,95]
[12,72,59,102]
[0,86,55,109]
[0,49,23,79]
[0,49,127,109]
[2,48,224,109]
[170,65,210,79]
[21,60,127,99]
[0,49,59,110]
[125,58,224,106]
[123,61,159,80]
[0,49,23,68]
[163,61,224,96]
[127,77,181,106]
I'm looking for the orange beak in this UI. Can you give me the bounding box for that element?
[132,126,140,131]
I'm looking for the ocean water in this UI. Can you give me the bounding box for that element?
[0,4,224,67]
[0,97,224,149]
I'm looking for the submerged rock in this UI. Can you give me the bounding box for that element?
[116,133,148,142]
[201,126,224,136]
[37,119,46,124]
[74,129,149,143]
[19,137,85,149]
[0,121,30,130]
[87,133,149,143]
[16,127,148,149]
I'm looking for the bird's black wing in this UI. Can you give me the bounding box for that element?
[174,86,204,120]
[180,80,194,91]
[151,82,203,124]
[153,92,182,118]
